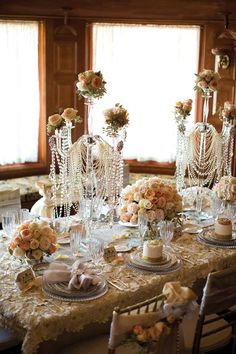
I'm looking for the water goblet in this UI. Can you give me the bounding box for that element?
[88,238,104,267]
[15,208,31,225]
[138,213,149,246]
[2,211,17,239]
[70,223,86,257]
[159,220,174,252]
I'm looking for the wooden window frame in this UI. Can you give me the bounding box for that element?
[0,20,48,180]
[87,21,204,175]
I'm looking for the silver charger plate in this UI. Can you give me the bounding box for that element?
[43,277,108,302]
[127,252,182,273]
[197,229,236,248]
[131,251,171,267]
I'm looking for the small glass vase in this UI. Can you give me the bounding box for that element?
[25,256,44,267]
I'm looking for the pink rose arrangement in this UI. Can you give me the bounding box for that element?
[47,107,82,135]
[174,99,192,122]
[119,177,182,225]
[103,103,129,137]
[9,220,58,260]
[76,70,106,100]
[131,319,173,345]
[194,69,220,93]
[214,176,236,202]
[219,101,236,123]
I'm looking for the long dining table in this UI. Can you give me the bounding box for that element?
[1,222,236,354]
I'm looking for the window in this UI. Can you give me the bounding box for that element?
[0,20,40,165]
[91,23,200,164]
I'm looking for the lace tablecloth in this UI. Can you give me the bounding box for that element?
[1,230,236,354]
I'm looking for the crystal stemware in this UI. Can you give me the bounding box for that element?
[88,238,104,267]
[138,213,149,246]
[159,220,174,252]
[70,224,86,257]
[2,211,17,239]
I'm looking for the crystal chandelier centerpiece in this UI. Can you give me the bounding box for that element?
[48,70,129,237]
[175,69,236,213]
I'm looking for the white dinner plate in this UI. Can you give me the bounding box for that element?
[183,226,203,234]
[118,221,138,228]
[114,244,133,252]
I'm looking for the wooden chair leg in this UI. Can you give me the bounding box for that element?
[192,316,204,354]
[108,348,115,354]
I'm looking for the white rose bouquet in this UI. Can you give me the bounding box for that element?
[47,107,82,135]
[119,177,182,225]
[9,220,58,260]
[76,70,106,100]
[194,69,220,93]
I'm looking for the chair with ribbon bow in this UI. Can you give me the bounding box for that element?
[183,265,236,353]
[59,281,197,354]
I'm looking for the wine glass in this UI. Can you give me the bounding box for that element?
[159,220,174,252]
[88,238,104,267]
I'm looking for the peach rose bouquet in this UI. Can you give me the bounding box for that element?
[214,176,236,202]
[119,177,182,225]
[219,101,236,123]
[174,99,192,122]
[76,70,106,100]
[9,220,58,260]
[47,107,82,135]
[194,69,220,93]
[103,103,129,138]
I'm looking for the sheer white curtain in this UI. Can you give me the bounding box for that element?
[0,21,39,165]
[92,23,200,162]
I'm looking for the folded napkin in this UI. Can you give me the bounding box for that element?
[44,260,101,291]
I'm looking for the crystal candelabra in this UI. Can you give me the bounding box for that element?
[49,100,125,238]
[49,121,73,219]
[175,88,228,216]
[106,130,126,226]
[220,104,236,178]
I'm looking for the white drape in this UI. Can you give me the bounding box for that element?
[0,21,39,165]
[92,23,200,162]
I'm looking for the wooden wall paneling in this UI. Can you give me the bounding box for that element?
[47,19,86,146]
[1,0,236,22]
[210,25,236,175]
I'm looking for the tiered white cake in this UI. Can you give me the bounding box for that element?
[142,240,163,261]
[214,217,232,240]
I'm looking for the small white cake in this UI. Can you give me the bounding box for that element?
[142,240,163,261]
[214,217,232,240]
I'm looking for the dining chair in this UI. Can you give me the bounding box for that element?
[183,265,236,354]
[59,292,183,354]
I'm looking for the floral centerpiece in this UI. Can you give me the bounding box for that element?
[47,107,82,135]
[103,103,129,138]
[174,99,192,123]
[119,177,182,225]
[194,69,220,93]
[219,101,236,123]
[214,176,236,202]
[9,220,58,261]
[76,70,106,100]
